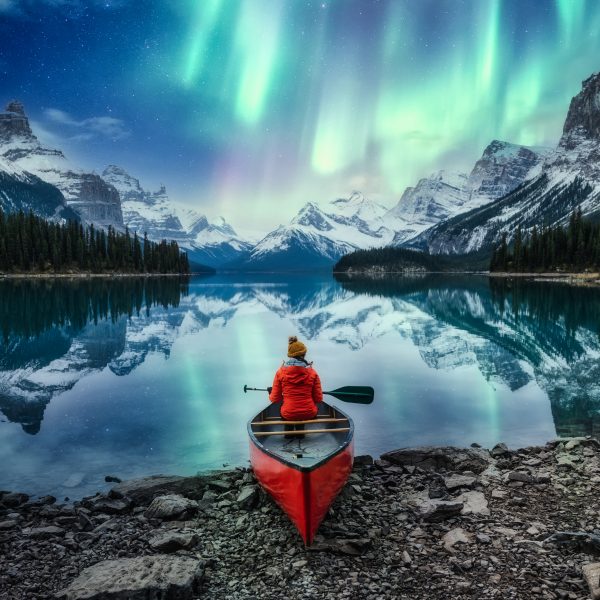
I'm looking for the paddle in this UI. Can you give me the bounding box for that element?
[243,385,374,405]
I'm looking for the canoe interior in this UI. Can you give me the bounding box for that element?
[249,402,352,471]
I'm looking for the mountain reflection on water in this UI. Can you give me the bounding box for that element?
[1,274,599,498]
[337,274,600,438]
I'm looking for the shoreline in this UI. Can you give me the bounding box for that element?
[0,272,197,279]
[2,439,600,599]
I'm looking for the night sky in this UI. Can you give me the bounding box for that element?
[1,0,600,230]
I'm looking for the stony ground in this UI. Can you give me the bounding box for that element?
[2,438,600,599]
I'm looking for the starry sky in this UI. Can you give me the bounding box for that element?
[1,0,600,231]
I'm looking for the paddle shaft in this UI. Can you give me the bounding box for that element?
[243,385,372,401]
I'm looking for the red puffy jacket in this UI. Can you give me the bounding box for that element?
[269,360,323,420]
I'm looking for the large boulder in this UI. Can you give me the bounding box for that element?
[56,555,204,599]
[110,476,204,505]
[144,495,198,521]
[381,447,490,474]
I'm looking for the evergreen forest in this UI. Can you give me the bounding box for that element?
[0,208,190,274]
[490,209,600,272]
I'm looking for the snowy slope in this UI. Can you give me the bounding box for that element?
[0,102,123,227]
[0,154,78,220]
[102,164,253,267]
[389,141,550,246]
[237,192,395,269]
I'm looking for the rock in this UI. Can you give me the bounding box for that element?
[207,479,232,492]
[292,559,308,569]
[0,519,18,530]
[23,526,66,539]
[491,489,507,499]
[88,497,131,515]
[1,492,29,507]
[428,476,447,499]
[402,550,412,564]
[490,442,509,458]
[457,491,490,516]
[354,455,374,466]
[418,500,464,522]
[543,531,600,554]
[104,475,122,483]
[23,495,56,509]
[444,474,477,492]
[442,527,474,551]
[381,447,489,474]
[309,537,372,556]
[507,471,535,483]
[476,533,492,544]
[56,555,204,600]
[201,490,219,503]
[236,485,259,510]
[144,494,198,520]
[149,531,198,553]
[582,563,600,599]
[110,475,204,504]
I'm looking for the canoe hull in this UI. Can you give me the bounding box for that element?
[249,438,354,545]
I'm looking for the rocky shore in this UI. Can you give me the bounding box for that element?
[3,438,600,599]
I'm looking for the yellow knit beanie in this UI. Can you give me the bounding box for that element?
[287,335,307,358]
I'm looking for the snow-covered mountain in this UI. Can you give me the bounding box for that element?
[0,101,123,227]
[101,164,253,268]
[235,192,395,270]
[0,154,79,221]
[389,141,549,246]
[415,72,600,255]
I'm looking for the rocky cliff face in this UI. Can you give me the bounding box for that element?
[416,73,600,255]
[0,102,123,228]
[390,142,548,247]
[0,101,34,140]
[467,140,547,202]
[562,72,600,145]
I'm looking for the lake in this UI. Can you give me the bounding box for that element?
[1,273,599,500]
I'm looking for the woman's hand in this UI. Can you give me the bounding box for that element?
[267,387,272,394]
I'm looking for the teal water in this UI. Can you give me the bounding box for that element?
[1,274,599,499]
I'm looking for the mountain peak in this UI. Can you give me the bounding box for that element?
[6,100,26,116]
[562,71,600,142]
[0,99,34,141]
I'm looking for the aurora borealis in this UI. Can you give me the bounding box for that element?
[2,0,600,229]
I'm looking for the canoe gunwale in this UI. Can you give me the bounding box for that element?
[247,401,354,473]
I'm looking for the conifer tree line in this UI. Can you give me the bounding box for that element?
[490,208,600,272]
[0,208,190,274]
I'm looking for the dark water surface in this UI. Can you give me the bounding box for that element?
[1,274,599,499]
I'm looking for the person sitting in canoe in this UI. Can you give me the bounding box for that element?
[269,336,323,437]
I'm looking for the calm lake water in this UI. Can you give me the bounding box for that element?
[1,274,599,499]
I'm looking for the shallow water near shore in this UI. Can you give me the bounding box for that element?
[1,273,599,499]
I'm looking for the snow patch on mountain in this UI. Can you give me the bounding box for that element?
[0,102,123,227]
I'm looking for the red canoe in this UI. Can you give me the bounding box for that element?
[248,401,354,545]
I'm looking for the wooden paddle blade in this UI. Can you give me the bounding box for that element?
[324,386,374,404]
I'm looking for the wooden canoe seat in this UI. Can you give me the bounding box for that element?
[253,418,349,426]
[254,428,350,437]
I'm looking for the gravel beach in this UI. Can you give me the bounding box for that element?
[2,438,600,599]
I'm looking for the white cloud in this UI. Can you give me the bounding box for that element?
[44,108,130,141]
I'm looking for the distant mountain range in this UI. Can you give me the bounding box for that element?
[101,165,253,268]
[2,71,600,269]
